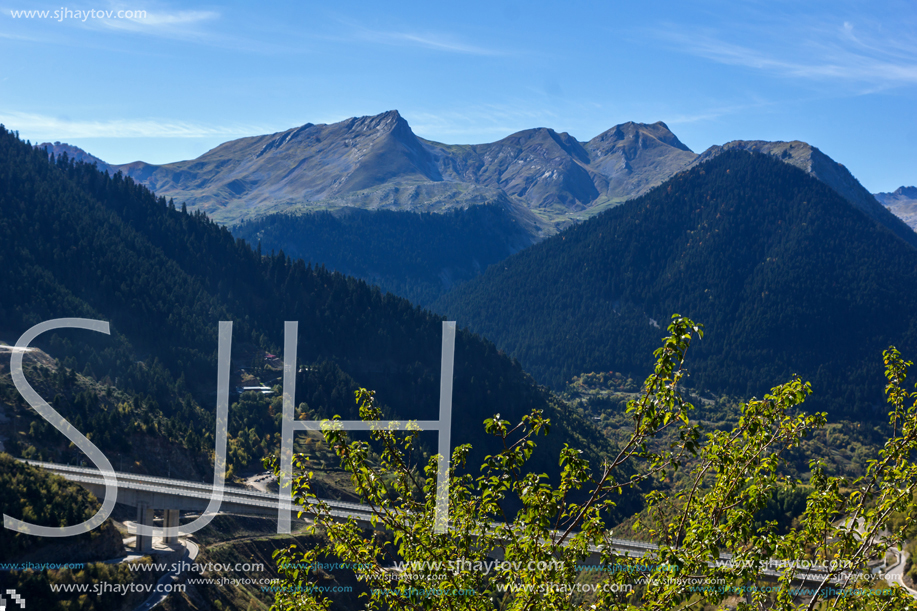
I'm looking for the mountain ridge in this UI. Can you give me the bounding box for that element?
[875,186,917,231]
[37,141,113,173]
[2,126,628,511]
[434,150,917,417]
[97,111,698,230]
[693,140,917,249]
[31,112,917,250]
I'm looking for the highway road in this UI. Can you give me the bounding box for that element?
[28,461,888,590]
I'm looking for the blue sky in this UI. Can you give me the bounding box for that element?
[1,0,914,192]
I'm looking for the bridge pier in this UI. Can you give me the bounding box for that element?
[164,509,180,544]
[135,502,154,553]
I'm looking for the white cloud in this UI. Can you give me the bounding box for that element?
[98,7,219,34]
[136,9,217,27]
[653,17,917,90]
[663,96,778,126]
[1,1,222,44]
[367,30,501,56]
[0,111,269,139]
[330,17,506,56]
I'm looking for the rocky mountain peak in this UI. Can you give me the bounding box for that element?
[874,186,917,232]
[347,109,407,132]
[588,121,692,153]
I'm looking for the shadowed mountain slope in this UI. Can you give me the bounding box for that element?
[233,203,534,307]
[693,140,917,250]
[435,150,917,418]
[1,125,628,512]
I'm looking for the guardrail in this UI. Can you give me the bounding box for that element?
[27,461,376,521]
[28,461,855,584]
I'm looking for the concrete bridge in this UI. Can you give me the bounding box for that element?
[27,461,377,552]
[27,461,657,560]
[27,461,867,587]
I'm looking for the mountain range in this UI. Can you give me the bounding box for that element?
[2,126,624,504]
[435,150,917,418]
[103,111,695,230]
[689,140,917,248]
[38,112,916,250]
[874,186,917,230]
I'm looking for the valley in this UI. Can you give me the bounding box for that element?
[6,1,917,607]
[3,116,917,610]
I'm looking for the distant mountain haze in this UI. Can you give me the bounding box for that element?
[874,186,917,231]
[233,205,535,307]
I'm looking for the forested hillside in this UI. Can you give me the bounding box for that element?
[232,205,533,306]
[0,453,121,561]
[436,150,917,418]
[0,126,622,508]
